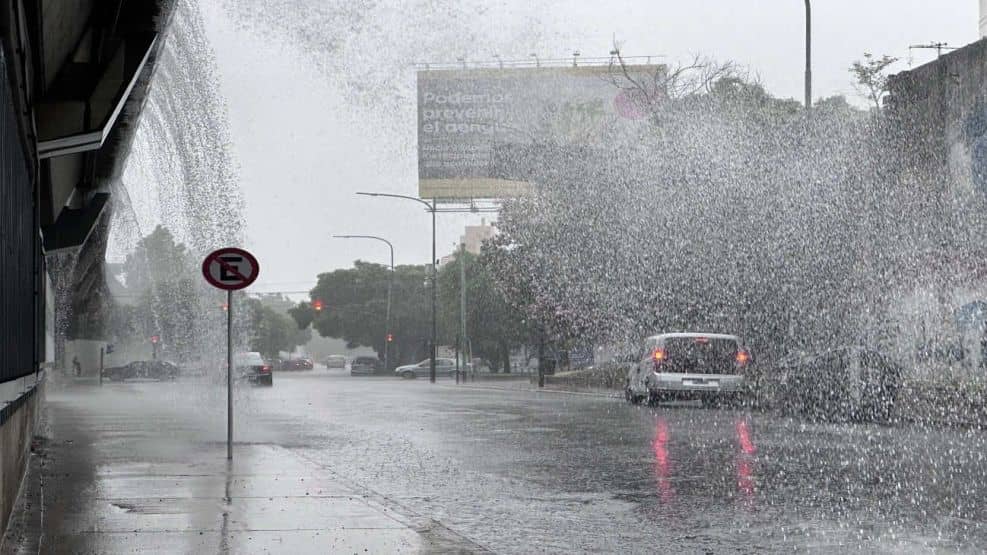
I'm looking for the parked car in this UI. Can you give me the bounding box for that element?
[325,355,347,369]
[102,360,180,382]
[281,357,314,370]
[395,358,458,379]
[235,352,273,386]
[774,346,902,422]
[625,333,750,405]
[350,356,382,376]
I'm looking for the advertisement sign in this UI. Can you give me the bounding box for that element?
[417,64,664,200]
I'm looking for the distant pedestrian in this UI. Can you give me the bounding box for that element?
[72,356,81,377]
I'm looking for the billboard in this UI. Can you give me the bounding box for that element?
[417,64,664,200]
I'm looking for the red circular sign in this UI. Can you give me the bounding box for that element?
[202,248,260,291]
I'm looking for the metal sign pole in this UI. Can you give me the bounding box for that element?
[202,247,258,462]
[227,289,233,460]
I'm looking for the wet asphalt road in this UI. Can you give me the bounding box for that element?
[92,368,987,553]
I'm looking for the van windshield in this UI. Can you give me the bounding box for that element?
[662,337,740,374]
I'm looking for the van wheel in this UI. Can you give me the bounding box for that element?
[648,391,663,406]
[625,388,643,404]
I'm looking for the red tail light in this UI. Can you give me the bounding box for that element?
[261,365,271,373]
[652,348,667,371]
[735,350,750,365]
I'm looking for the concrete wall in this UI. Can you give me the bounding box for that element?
[0,378,43,537]
[887,39,987,244]
[885,40,987,374]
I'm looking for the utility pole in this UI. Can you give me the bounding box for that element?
[358,192,438,383]
[804,0,812,115]
[537,329,545,388]
[431,198,437,383]
[460,242,467,380]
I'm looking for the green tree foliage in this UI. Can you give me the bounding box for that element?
[294,261,431,366]
[244,296,310,359]
[109,225,204,361]
[486,68,923,365]
[850,53,899,111]
[437,250,528,372]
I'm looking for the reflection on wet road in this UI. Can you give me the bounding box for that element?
[112,369,987,553]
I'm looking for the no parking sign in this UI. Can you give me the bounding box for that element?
[201,247,259,461]
[201,247,259,291]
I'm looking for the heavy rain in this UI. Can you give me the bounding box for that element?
[2,1,987,553]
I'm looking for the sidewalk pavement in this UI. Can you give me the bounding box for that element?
[1,384,480,554]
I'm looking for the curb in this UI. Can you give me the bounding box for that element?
[439,382,621,398]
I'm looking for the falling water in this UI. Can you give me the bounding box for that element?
[99,0,245,384]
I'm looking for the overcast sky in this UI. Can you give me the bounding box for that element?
[198,1,979,296]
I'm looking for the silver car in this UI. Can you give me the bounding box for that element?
[625,333,750,405]
[395,358,458,379]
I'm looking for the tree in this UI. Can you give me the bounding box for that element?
[437,250,530,372]
[292,261,430,367]
[121,225,193,293]
[245,297,310,359]
[486,66,916,368]
[109,225,207,362]
[850,53,899,111]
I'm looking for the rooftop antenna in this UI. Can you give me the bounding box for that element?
[530,53,540,67]
[572,50,581,67]
[908,42,960,63]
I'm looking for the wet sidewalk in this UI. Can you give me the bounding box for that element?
[1,384,477,554]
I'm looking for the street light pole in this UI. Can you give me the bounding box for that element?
[357,192,438,383]
[431,199,437,383]
[804,0,812,115]
[333,235,394,371]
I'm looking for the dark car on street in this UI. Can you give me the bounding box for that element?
[774,346,903,422]
[281,357,314,370]
[235,352,273,386]
[350,356,382,376]
[102,360,180,382]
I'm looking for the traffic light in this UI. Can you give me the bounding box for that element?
[150,335,160,344]
[386,333,394,343]
[312,299,324,311]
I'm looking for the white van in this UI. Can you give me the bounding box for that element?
[625,332,750,405]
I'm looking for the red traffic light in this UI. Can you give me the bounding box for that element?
[386,333,394,342]
[150,335,160,344]
[312,299,324,311]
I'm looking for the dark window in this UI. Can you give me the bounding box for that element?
[661,337,740,374]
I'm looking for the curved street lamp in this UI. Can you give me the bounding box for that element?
[356,192,438,383]
[333,234,394,371]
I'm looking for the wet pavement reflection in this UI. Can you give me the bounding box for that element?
[32,370,987,553]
